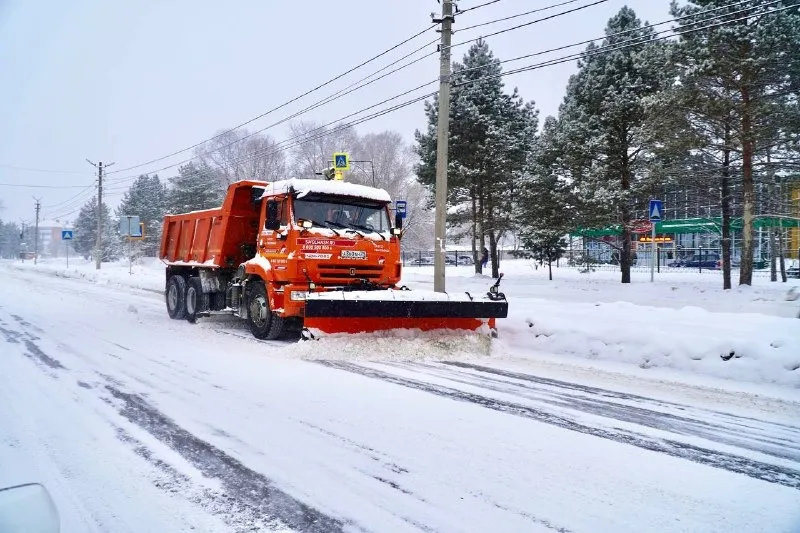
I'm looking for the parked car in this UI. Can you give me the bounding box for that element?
[684,253,720,269]
[457,255,474,266]
[411,257,434,266]
[787,266,800,279]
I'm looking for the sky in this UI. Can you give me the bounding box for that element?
[0,0,670,225]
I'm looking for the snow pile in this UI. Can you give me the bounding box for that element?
[0,257,165,293]
[286,330,492,361]
[498,300,800,387]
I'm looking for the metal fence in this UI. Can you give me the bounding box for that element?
[401,247,800,278]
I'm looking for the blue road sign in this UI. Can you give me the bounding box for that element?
[61,230,74,240]
[395,200,407,218]
[648,199,663,221]
[333,152,350,170]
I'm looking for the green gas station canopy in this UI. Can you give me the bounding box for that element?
[572,217,796,237]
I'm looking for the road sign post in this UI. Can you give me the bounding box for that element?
[395,200,407,219]
[119,216,142,275]
[61,229,74,268]
[649,200,663,282]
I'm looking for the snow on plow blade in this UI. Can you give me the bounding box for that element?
[302,290,508,338]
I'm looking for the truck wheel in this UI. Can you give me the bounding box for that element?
[185,277,207,324]
[247,281,272,339]
[166,275,187,319]
[265,311,286,340]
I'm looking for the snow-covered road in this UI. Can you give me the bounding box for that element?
[1,266,799,532]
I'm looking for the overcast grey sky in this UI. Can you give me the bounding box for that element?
[0,0,669,224]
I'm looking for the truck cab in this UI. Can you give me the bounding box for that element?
[160,179,403,339]
[245,180,403,324]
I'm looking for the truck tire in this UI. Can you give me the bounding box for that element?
[166,275,187,319]
[247,281,272,339]
[265,311,286,340]
[185,277,207,324]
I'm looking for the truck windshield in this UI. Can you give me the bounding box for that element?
[293,196,390,234]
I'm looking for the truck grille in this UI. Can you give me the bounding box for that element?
[317,263,384,280]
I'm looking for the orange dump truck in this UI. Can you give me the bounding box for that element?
[159,178,508,340]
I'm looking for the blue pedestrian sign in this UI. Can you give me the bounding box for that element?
[395,200,407,218]
[648,199,663,221]
[333,152,350,171]
[61,230,74,240]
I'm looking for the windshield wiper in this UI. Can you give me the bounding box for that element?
[323,220,350,236]
[348,223,386,240]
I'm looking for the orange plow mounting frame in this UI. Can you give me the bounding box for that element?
[301,293,507,338]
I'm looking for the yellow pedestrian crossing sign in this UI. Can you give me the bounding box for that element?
[333,152,350,171]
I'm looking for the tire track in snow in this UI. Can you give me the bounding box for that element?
[0,315,65,370]
[444,362,800,431]
[397,362,800,462]
[316,360,800,490]
[105,384,347,533]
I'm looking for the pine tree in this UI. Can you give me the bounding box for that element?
[166,163,224,214]
[669,0,800,285]
[73,196,119,261]
[0,220,22,259]
[556,7,673,283]
[414,40,538,277]
[116,174,168,256]
[519,116,574,281]
[527,233,568,281]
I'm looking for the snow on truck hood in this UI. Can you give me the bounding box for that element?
[259,178,391,203]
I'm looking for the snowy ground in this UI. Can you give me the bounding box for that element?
[1,258,799,532]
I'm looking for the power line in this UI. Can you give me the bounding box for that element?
[455,2,798,89]
[450,0,610,49]
[106,37,439,185]
[457,0,503,15]
[103,1,786,192]
[456,0,784,78]
[106,24,437,176]
[0,164,84,174]
[0,182,93,188]
[104,90,436,194]
[106,80,438,186]
[457,0,587,31]
[43,184,96,208]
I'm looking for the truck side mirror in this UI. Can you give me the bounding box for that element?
[393,213,403,237]
[265,200,280,231]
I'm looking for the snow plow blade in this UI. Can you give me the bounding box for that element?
[302,290,508,338]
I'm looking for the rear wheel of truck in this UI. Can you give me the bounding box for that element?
[185,277,207,324]
[166,275,187,319]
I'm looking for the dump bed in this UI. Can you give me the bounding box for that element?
[159,180,265,268]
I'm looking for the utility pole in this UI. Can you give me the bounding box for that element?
[86,159,114,270]
[433,0,454,293]
[19,220,27,262]
[33,198,41,265]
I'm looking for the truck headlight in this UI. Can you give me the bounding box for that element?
[290,291,308,301]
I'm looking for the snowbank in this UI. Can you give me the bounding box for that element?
[1,257,165,293]
[4,257,799,389]
[498,300,800,388]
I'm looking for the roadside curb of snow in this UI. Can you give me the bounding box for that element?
[499,302,800,389]
[0,261,164,295]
